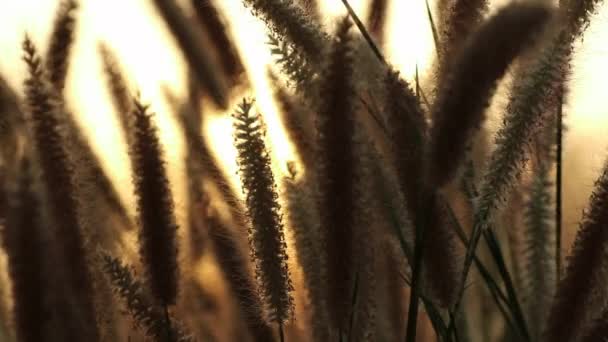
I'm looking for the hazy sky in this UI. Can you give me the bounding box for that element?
[1,0,608,246]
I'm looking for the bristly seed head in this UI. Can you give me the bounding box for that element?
[129,96,180,307]
[233,98,294,323]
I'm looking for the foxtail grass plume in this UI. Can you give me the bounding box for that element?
[560,0,605,39]
[2,159,45,342]
[298,0,320,21]
[383,70,426,218]
[162,86,246,231]
[429,2,553,188]
[152,0,228,109]
[128,97,180,306]
[472,38,570,272]
[422,196,462,307]
[283,176,329,341]
[465,2,604,296]
[46,2,131,232]
[439,0,487,61]
[98,43,132,138]
[205,211,275,341]
[0,77,24,174]
[232,98,294,324]
[475,0,604,230]
[101,253,194,342]
[191,0,245,85]
[382,71,461,307]
[367,0,388,44]
[48,1,132,233]
[45,0,78,92]
[271,76,316,167]
[242,0,327,65]
[315,17,357,331]
[522,163,555,340]
[22,36,99,341]
[543,160,608,341]
[180,83,207,261]
[267,32,317,100]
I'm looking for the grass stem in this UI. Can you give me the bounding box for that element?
[555,86,563,284]
[339,0,386,65]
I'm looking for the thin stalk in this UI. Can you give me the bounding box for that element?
[339,0,386,65]
[483,229,530,340]
[347,270,360,341]
[279,323,285,342]
[444,164,530,339]
[449,311,461,342]
[555,86,563,283]
[425,0,441,60]
[405,194,434,342]
[446,201,524,340]
[399,274,449,339]
[164,305,172,342]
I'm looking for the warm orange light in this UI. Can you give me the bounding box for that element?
[2,0,608,269]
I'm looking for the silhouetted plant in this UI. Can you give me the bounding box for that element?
[2,159,45,342]
[128,97,180,310]
[205,210,276,342]
[233,98,294,325]
[45,0,78,92]
[3,1,608,341]
[314,17,357,333]
[101,252,193,342]
[22,36,99,341]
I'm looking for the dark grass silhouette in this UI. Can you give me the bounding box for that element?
[128,97,180,308]
[1,0,608,341]
[233,99,293,325]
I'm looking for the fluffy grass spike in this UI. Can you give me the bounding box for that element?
[152,0,228,109]
[45,0,78,92]
[101,253,194,342]
[22,36,99,341]
[429,2,553,188]
[383,70,426,218]
[367,0,388,44]
[522,164,555,340]
[205,212,275,341]
[129,97,180,306]
[191,0,245,84]
[440,0,487,61]
[233,98,294,324]
[543,159,608,341]
[284,177,329,341]
[242,0,327,65]
[2,159,45,342]
[315,17,357,332]
[98,43,132,139]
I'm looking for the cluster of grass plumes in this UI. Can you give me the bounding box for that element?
[3,0,608,341]
[22,36,100,341]
[429,2,552,188]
